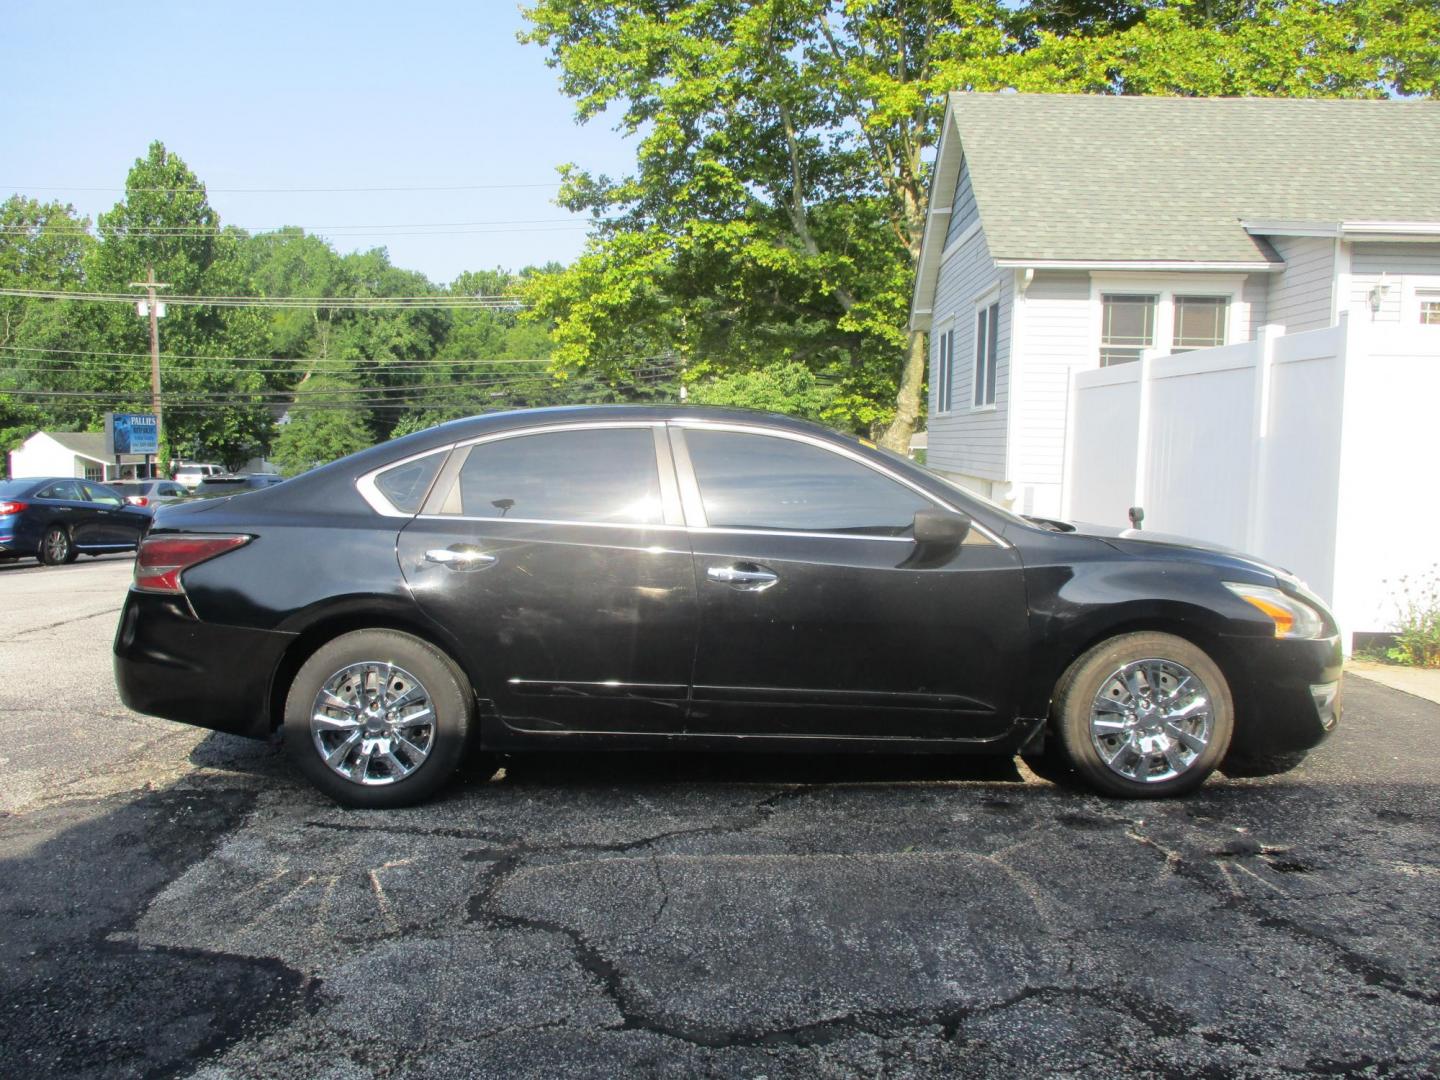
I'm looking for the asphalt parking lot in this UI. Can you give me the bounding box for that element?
[1,557,1437,1079]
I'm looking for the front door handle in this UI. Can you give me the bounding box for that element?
[425,547,497,571]
[706,564,779,591]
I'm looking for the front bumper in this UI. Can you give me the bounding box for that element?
[1223,632,1343,761]
[113,590,296,740]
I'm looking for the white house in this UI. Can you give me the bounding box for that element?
[910,94,1440,639]
[8,431,146,481]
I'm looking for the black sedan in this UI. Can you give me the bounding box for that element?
[114,406,1342,808]
[0,476,152,565]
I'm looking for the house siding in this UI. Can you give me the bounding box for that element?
[942,157,979,248]
[1348,242,1440,322]
[1241,274,1268,334]
[1009,272,1091,509]
[1266,235,1335,333]
[928,216,1009,485]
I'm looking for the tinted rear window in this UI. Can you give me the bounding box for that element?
[442,428,662,524]
[0,480,36,499]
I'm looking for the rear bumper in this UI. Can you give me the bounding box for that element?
[1223,632,1343,762]
[113,590,296,740]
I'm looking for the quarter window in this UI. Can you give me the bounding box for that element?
[685,429,932,536]
[1172,296,1228,351]
[1100,294,1156,366]
[973,301,999,406]
[375,453,444,514]
[441,428,663,524]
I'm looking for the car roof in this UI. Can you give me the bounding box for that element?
[330,404,855,476]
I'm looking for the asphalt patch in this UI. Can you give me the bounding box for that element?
[0,786,315,1079]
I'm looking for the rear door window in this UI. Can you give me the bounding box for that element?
[436,428,663,525]
[37,481,84,501]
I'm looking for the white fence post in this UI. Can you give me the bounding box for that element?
[1132,353,1154,515]
[1244,326,1281,554]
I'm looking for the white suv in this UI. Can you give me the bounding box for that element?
[173,463,224,489]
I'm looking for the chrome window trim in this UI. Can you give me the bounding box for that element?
[359,420,668,522]
[357,445,456,518]
[357,417,1006,547]
[689,525,912,545]
[667,419,1006,548]
[413,513,689,532]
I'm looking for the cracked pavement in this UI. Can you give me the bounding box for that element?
[1,559,1438,1078]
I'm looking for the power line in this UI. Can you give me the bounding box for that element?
[3,182,565,194]
[0,287,530,309]
[0,217,586,233]
[0,345,671,368]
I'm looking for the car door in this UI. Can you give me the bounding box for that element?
[34,480,96,546]
[80,482,137,546]
[671,422,1029,743]
[394,422,698,735]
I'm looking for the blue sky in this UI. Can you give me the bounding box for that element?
[1,1,635,284]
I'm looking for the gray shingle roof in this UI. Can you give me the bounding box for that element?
[950,93,1440,264]
[46,431,144,462]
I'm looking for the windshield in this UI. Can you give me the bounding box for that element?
[0,479,36,499]
[867,442,1032,530]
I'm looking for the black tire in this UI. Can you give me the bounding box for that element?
[1054,632,1234,799]
[39,524,76,566]
[283,629,473,808]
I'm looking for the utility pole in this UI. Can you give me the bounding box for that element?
[130,267,170,477]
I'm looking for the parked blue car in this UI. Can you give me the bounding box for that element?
[0,477,153,565]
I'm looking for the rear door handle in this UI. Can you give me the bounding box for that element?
[425,547,497,571]
[706,564,779,591]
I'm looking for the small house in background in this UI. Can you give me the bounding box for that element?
[910,93,1440,641]
[8,431,146,481]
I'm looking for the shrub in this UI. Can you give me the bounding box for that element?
[1385,566,1440,668]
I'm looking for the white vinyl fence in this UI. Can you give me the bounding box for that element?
[1063,315,1440,642]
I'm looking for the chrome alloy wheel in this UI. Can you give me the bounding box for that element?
[309,661,436,786]
[1089,658,1214,784]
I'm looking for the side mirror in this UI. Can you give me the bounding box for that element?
[913,508,972,546]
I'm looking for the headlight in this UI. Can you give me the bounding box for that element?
[1223,583,1326,639]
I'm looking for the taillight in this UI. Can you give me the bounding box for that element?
[125,495,150,507]
[134,534,252,594]
[0,500,27,515]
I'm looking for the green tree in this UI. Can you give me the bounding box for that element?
[686,360,837,420]
[85,142,272,467]
[269,372,374,475]
[521,0,1438,449]
[0,196,98,453]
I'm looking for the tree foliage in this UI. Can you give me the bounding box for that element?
[520,0,1437,447]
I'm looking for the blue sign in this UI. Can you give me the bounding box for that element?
[106,412,159,456]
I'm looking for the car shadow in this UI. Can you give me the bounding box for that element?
[187,729,1027,791]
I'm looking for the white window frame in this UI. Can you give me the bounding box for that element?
[1401,275,1440,325]
[1087,274,1246,366]
[931,316,956,414]
[972,286,1000,410]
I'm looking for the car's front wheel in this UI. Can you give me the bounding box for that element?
[1053,632,1234,798]
[283,629,473,808]
[39,525,76,566]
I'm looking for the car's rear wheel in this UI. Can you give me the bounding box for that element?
[283,629,473,808]
[40,525,76,566]
[1054,632,1233,798]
